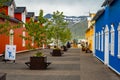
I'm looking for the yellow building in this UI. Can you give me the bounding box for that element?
[85,13,95,52]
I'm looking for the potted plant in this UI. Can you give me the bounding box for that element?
[24,10,51,69]
[49,11,72,56]
[30,52,49,70]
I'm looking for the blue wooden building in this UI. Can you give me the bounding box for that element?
[93,0,120,75]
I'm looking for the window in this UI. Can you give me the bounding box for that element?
[98,32,100,50]
[22,31,26,47]
[22,12,26,23]
[96,33,98,49]
[118,23,120,58]
[110,24,115,56]
[101,31,104,51]
[9,29,14,45]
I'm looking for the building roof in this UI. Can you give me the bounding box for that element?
[9,17,22,23]
[92,9,105,21]
[26,12,34,18]
[0,13,22,23]
[3,0,14,6]
[101,0,115,7]
[14,7,26,13]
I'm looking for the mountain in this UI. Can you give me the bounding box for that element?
[44,14,52,18]
[68,19,88,39]
[44,14,88,24]
[44,14,88,39]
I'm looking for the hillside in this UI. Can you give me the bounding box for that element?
[68,19,88,39]
[44,14,88,39]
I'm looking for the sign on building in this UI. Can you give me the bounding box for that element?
[5,45,16,60]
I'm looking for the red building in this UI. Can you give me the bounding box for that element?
[0,0,43,55]
[0,0,34,54]
[0,14,22,54]
[14,7,28,52]
[26,12,35,22]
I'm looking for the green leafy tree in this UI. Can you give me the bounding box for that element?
[24,10,51,52]
[0,0,9,8]
[49,11,72,47]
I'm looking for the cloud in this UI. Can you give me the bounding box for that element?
[15,0,104,16]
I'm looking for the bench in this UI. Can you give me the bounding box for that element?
[25,56,51,70]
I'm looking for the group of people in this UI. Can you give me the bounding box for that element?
[52,42,71,51]
[81,41,92,53]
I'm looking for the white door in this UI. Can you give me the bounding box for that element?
[104,32,109,65]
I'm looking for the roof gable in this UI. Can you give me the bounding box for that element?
[4,0,14,6]
[14,7,26,13]
[26,12,34,18]
[92,9,105,21]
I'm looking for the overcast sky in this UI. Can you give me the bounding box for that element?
[15,0,104,16]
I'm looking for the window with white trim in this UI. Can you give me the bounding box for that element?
[117,23,120,58]
[22,31,26,47]
[9,29,14,45]
[96,33,98,49]
[101,31,104,51]
[110,24,115,56]
[98,32,100,50]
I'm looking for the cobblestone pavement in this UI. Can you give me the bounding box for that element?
[0,48,120,80]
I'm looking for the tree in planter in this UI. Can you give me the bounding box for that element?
[49,11,72,48]
[24,10,52,69]
[24,10,51,56]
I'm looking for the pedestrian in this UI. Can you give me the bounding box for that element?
[66,41,71,48]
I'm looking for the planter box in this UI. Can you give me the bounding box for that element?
[29,56,49,70]
[50,49,63,56]
[0,73,6,80]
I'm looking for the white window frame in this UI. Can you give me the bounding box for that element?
[9,29,14,45]
[96,33,98,49]
[98,32,101,50]
[117,23,120,58]
[101,30,104,51]
[22,11,26,23]
[22,31,26,47]
[110,24,115,56]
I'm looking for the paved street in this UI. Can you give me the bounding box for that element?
[0,48,120,80]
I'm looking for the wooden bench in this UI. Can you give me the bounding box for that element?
[25,56,51,70]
